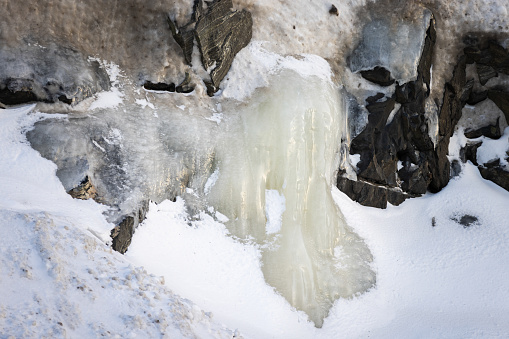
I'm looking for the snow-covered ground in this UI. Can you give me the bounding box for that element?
[2,103,509,338]
[0,106,235,338]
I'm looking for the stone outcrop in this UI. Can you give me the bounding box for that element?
[0,43,110,106]
[111,200,150,254]
[478,164,509,192]
[339,13,439,208]
[168,0,252,95]
[67,176,98,201]
[340,11,509,208]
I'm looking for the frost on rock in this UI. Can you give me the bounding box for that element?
[349,5,432,83]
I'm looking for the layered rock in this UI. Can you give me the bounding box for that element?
[168,0,252,95]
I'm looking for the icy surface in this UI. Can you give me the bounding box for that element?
[212,66,375,327]
[349,7,432,83]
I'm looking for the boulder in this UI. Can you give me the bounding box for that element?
[478,164,509,192]
[360,67,395,86]
[111,200,150,254]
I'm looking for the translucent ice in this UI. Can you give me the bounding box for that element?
[208,68,375,327]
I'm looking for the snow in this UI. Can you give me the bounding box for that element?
[220,42,334,101]
[89,61,124,110]
[123,162,509,338]
[264,189,286,235]
[0,106,236,338]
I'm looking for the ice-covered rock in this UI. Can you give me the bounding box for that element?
[348,5,433,83]
[0,42,110,105]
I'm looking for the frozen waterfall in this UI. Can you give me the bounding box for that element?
[208,68,375,326]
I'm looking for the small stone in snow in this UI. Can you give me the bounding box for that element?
[329,5,339,16]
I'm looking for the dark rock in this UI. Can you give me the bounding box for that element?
[464,117,501,139]
[452,214,479,227]
[366,92,385,104]
[417,18,436,92]
[487,40,509,75]
[111,216,135,254]
[194,0,253,93]
[329,5,339,16]
[484,158,500,168]
[487,89,509,124]
[111,200,150,254]
[398,162,430,195]
[429,55,468,192]
[360,67,395,86]
[337,176,388,209]
[460,141,482,166]
[337,176,411,209]
[464,46,481,64]
[450,159,462,177]
[478,165,509,191]
[466,90,488,105]
[340,18,442,206]
[476,64,497,85]
[0,78,39,105]
[387,189,411,206]
[169,0,252,95]
[175,72,194,93]
[67,176,98,201]
[167,15,195,66]
[143,81,176,92]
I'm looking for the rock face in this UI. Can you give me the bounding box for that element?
[0,43,110,106]
[168,0,252,95]
[340,9,509,208]
[339,11,439,208]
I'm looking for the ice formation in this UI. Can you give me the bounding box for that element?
[208,67,375,326]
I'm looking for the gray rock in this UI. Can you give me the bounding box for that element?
[169,0,252,95]
[464,117,501,139]
[0,42,110,106]
[111,200,150,254]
